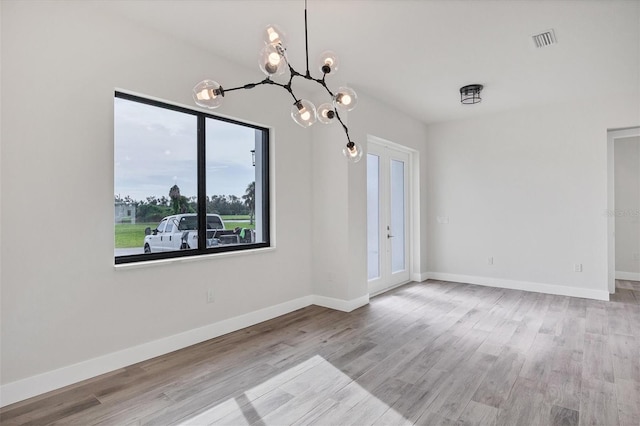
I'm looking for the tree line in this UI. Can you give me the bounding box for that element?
[116,183,255,223]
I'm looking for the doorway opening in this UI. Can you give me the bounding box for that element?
[367,136,416,296]
[607,127,640,294]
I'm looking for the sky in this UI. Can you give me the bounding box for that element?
[114,97,257,202]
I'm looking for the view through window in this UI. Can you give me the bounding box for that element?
[114,92,269,264]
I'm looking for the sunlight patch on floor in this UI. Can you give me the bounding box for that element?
[178,355,407,425]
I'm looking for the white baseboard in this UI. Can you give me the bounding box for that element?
[616,271,640,281]
[8,271,610,407]
[369,280,413,298]
[0,292,374,408]
[411,272,430,282]
[426,272,610,301]
[311,294,370,312]
[1,295,315,408]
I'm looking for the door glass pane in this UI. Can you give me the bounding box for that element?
[114,97,198,257]
[390,159,405,273]
[367,154,380,280]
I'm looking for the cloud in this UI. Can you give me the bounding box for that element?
[115,97,257,201]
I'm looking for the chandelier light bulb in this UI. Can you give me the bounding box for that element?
[342,142,364,163]
[334,86,358,111]
[259,44,286,76]
[192,80,224,109]
[317,103,335,124]
[268,52,281,66]
[264,24,287,47]
[291,99,317,128]
[318,50,339,74]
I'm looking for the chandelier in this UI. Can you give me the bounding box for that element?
[192,0,363,163]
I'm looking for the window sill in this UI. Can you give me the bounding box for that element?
[113,246,276,271]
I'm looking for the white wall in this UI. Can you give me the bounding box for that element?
[310,91,429,304]
[425,95,639,299]
[350,93,430,286]
[0,0,431,406]
[615,136,640,278]
[0,0,315,395]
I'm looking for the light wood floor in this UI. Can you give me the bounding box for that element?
[1,280,639,426]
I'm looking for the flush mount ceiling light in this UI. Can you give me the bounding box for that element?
[192,0,362,163]
[460,84,483,105]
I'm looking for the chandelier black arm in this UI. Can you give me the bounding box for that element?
[222,77,300,104]
[333,108,354,147]
[218,64,353,147]
[314,75,335,98]
[221,79,272,94]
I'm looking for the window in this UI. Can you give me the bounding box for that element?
[114,92,270,264]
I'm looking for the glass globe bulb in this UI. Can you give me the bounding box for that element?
[317,103,336,124]
[263,24,287,47]
[334,86,358,111]
[318,50,339,75]
[258,44,286,76]
[291,100,317,128]
[192,80,223,109]
[342,142,363,163]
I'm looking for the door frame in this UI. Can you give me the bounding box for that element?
[367,135,418,296]
[607,126,640,293]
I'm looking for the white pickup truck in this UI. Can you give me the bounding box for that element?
[143,214,244,253]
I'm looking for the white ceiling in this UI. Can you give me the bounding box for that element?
[98,0,639,124]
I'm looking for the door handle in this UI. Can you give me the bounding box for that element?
[387,234,394,238]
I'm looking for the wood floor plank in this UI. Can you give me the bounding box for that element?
[289,398,340,426]
[214,388,294,425]
[609,334,640,383]
[2,396,101,426]
[428,352,497,420]
[549,404,579,426]
[259,373,351,425]
[585,306,608,335]
[518,332,557,382]
[579,378,620,426]
[614,379,640,426]
[607,303,635,336]
[457,401,498,426]
[582,333,615,383]
[332,379,412,426]
[476,319,519,356]
[495,377,551,426]
[371,407,414,426]
[414,410,457,426]
[2,279,638,426]
[506,315,544,354]
[381,367,451,424]
[472,347,526,408]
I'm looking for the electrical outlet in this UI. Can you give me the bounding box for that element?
[437,216,449,224]
[574,264,582,272]
[207,289,215,303]
[488,257,493,265]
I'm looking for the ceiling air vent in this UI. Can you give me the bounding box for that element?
[532,29,557,48]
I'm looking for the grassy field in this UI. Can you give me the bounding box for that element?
[114,222,156,249]
[220,215,251,220]
[114,217,255,248]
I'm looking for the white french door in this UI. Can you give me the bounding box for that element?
[367,141,411,295]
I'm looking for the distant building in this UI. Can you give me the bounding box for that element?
[114,202,136,224]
